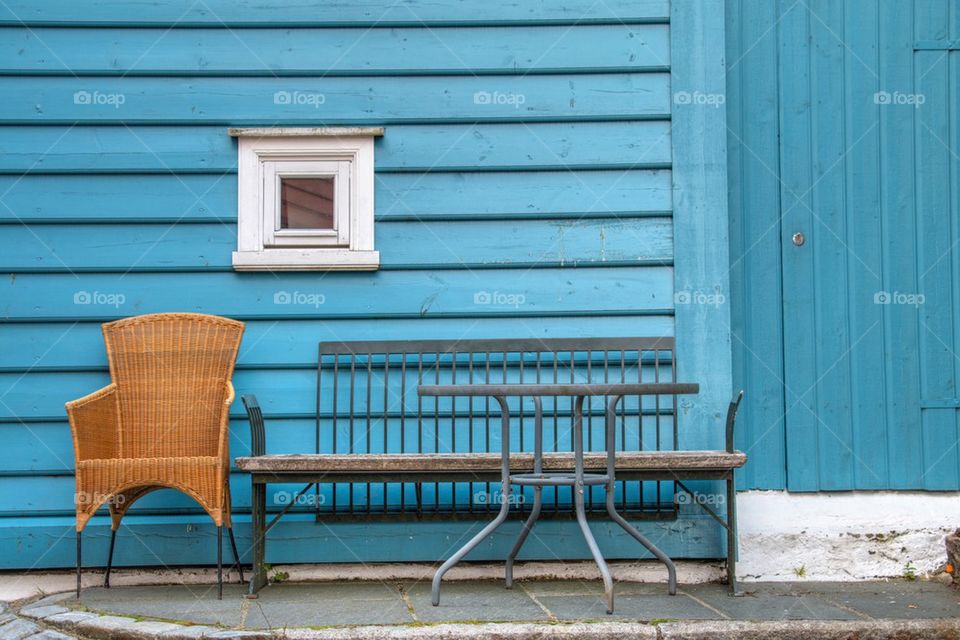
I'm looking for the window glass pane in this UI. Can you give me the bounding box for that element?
[280,177,335,229]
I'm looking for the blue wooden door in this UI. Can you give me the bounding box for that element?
[729,0,960,491]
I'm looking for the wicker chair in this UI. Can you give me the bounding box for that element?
[66,313,245,599]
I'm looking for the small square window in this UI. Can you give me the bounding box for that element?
[230,128,382,271]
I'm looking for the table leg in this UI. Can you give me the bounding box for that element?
[505,397,543,589]
[571,395,615,613]
[604,396,677,595]
[432,395,513,606]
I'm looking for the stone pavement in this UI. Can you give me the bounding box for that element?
[3,579,960,639]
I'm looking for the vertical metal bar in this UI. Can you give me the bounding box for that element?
[654,349,662,512]
[485,352,492,513]
[622,350,629,511]
[586,351,593,511]
[316,345,322,516]
[331,354,338,513]
[416,354,424,516]
[348,355,356,513]
[366,354,373,513]
[451,350,457,512]
[383,353,390,513]
[552,351,559,511]
[434,351,441,513]
[400,353,407,512]
[467,352,474,514]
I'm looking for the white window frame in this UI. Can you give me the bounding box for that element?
[230,127,382,271]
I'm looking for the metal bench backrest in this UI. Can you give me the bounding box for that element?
[316,337,679,519]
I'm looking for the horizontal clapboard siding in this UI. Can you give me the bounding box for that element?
[1,75,671,125]
[0,1,671,27]
[0,171,672,223]
[0,218,674,272]
[0,123,673,173]
[0,317,676,374]
[0,0,730,570]
[0,26,670,76]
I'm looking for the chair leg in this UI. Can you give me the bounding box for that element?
[104,528,117,588]
[76,529,82,599]
[227,526,244,583]
[217,526,223,600]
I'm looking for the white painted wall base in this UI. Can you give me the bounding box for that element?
[737,490,959,581]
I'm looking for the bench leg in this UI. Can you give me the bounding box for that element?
[605,489,677,595]
[432,482,512,606]
[726,473,742,596]
[248,482,268,597]
[505,486,541,589]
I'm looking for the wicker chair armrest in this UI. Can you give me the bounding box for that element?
[217,380,236,463]
[65,383,121,461]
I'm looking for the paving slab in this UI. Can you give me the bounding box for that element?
[19,606,69,621]
[680,583,862,621]
[42,612,97,630]
[24,631,73,640]
[0,619,40,640]
[80,585,246,627]
[404,580,550,623]
[243,583,412,628]
[539,592,721,621]
[773,581,960,619]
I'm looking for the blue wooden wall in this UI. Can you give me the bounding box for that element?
[0,1,733,569]
[727,0,960,491]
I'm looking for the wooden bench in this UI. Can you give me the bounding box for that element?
[236,337,746,598]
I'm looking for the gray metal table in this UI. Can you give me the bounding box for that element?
[417,382,699,614]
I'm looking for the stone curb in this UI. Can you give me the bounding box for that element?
[9,595,960,640]
[658,619,960,640]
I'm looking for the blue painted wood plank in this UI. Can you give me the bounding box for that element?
[914,9,959,489]
[0,25,670,76]
[0,514,722,571]
[0,268,674,322]
[0,218,673,272]
[725,0,787,490]
[0,315,675,372]
[879,0,924,489]
[670,0,732,454]
[0,122,672,174]
[807,0,855,490]
[0,75,671,124]
[0,174,235,223]
[777,0,820,491]
[0,170,672,223]
[843,0,889,490]
[0,1,671,27]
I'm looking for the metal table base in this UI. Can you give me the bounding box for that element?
[419,383,699,615]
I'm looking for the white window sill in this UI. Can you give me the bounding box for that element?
[232,249,380,271]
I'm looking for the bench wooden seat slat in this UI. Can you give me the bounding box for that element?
[236,450,746,474]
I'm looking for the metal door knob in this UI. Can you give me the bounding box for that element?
[792,232,805,246]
